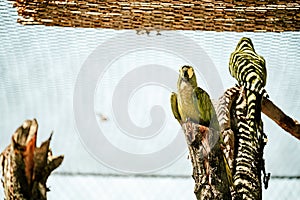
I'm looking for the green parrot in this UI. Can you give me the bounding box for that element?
[170,65,220,131]
[171,65,233,186]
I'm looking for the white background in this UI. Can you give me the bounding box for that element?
[0,0,300,199]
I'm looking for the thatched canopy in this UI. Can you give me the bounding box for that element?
[9,1,300,32]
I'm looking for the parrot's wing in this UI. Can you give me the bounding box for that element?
[193,87,220,131]
[170,92,182,124]
[193,87,210,125]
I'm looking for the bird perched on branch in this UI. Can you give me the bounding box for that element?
[171,65,233,187]
[170,65,220,131]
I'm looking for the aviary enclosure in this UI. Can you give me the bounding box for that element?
[0,0,299,199]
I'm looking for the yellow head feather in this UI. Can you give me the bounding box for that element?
[187,67,194,79]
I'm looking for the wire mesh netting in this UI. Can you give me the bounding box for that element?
[0,0,300,199]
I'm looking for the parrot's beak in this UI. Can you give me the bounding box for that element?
[182,69,189,79]
[180,66,194,80]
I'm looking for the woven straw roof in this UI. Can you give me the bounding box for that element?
[9,0,300,32]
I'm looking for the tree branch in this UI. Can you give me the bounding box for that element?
[182,120,232,200]
[262,98,300,140]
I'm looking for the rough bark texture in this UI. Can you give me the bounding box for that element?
[182,121,232,200]
[0,119,64,200]
[182,86,299,200]
[262,98,300,140]
[229,89,263,200]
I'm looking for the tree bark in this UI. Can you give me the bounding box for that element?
[182,121,232,200]
[262,98,300,140]
[181,87,251,199]
[0,119,64,200]
[229,89,263,199]
[182,86,300,200]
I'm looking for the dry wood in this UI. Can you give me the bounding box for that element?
[182,121,232,200]
[181,86,300,199]
[262,98,300,140]
[0,119,64,200]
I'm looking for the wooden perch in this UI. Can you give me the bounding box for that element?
[180,86,300,200]
[0,119,64,200]
[262,98,300,140]
[182,120,232,200]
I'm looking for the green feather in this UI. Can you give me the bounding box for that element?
[170,65,220,131]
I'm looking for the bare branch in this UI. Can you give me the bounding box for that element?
[262,98,300,140]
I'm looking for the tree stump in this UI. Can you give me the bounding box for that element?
[182,120,232,200]
[181,85,300,200]
[0,119,64,200]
